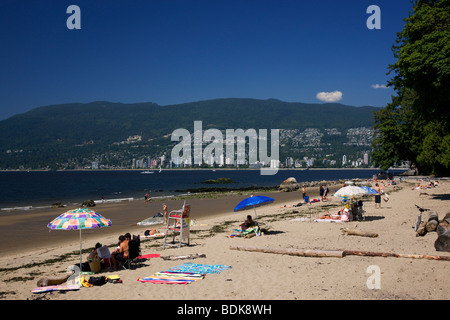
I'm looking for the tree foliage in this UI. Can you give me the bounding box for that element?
[373,0,450,175]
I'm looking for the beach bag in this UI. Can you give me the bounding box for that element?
[88,276,106,286]
[383,193,390,202]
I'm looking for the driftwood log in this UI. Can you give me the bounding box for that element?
[36,274,70,287]
[437,213,450,235]
[341,225,378,238]
[435,213,450,252]
[426,212,439,232]
[344,250,450,261]
[416,221,427,237]
[435,230,450,252]
[417,212,440,237]
[230,246,344,258]
[229,246,450,261]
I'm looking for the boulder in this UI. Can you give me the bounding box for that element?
[279,177,300,192]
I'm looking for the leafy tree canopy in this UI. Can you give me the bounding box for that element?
[373,0,450,176]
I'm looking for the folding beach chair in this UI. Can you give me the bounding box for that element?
[120,235,141,270]
[96,245,112,269]
[355,200,365,221]
[163,201,191,249]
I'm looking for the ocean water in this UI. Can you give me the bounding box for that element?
[0,169,402,210]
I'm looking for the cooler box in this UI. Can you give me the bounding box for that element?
[88,255,101,273]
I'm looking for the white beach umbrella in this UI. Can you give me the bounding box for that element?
[333,186,366,197]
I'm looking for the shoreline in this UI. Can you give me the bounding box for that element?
[1,167,391,171]
[0,174,438,255]
[0,185,328,256]
[0,169,413,213]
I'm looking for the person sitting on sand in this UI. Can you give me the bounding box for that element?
[239,215,255,231]
[111,235,128,269]
[86,242,101,263]
[303,193,310,204]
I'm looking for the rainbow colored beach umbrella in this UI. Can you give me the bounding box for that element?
[48,208,112,271]
[48,208,112,230]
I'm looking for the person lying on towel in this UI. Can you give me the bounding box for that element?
[319,207,348,220]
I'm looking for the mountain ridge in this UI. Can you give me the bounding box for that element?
[0,98,379,169]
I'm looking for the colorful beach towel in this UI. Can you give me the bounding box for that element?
[167,262,232,274]
[137,271,204,284]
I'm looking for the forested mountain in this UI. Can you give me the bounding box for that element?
[0,98,379,169]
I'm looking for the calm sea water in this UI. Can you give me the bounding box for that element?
[0,169,403,210]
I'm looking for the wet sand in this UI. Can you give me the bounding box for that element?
[0,186,327,255]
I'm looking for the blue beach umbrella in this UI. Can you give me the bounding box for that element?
[233,196,274,222]
[360,186,378,194]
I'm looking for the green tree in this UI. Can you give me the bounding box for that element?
[374,0,450,175]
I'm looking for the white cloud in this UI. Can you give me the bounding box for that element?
[316,91,343,103]
[371,84,388,89]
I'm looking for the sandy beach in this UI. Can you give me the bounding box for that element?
[0,178,449,302]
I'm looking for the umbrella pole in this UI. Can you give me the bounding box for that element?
[79,229,82,272]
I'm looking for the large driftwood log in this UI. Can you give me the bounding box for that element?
[416,221,427,237]
[435,229,450,252]
[437,213,450,236]
[229,246,450,261]
[417,212,440,236]
[36,274,70,287]
[229,246,344,258]
[426,212,439,232]
[344,250,450,261]
[341,226,378,238]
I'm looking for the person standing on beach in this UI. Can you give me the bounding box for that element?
[323,185,329,201]
[374,183,382,209]
[163,203,168,225]
[319,185,324,202]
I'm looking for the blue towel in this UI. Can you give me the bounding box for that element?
[167,262,232,274]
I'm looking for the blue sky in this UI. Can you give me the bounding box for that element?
[0,0,414,120]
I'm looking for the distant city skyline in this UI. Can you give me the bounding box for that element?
[0,1,413,120]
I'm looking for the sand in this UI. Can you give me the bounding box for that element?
[0,179,449,301]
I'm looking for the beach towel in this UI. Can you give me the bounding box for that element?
[313,218,344,223]
[137,271,204,284]
[136,253,160,259]
[141,232,165,238]
[167,262,232,274]
[232,226,260,237]
[32,284,80,294]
